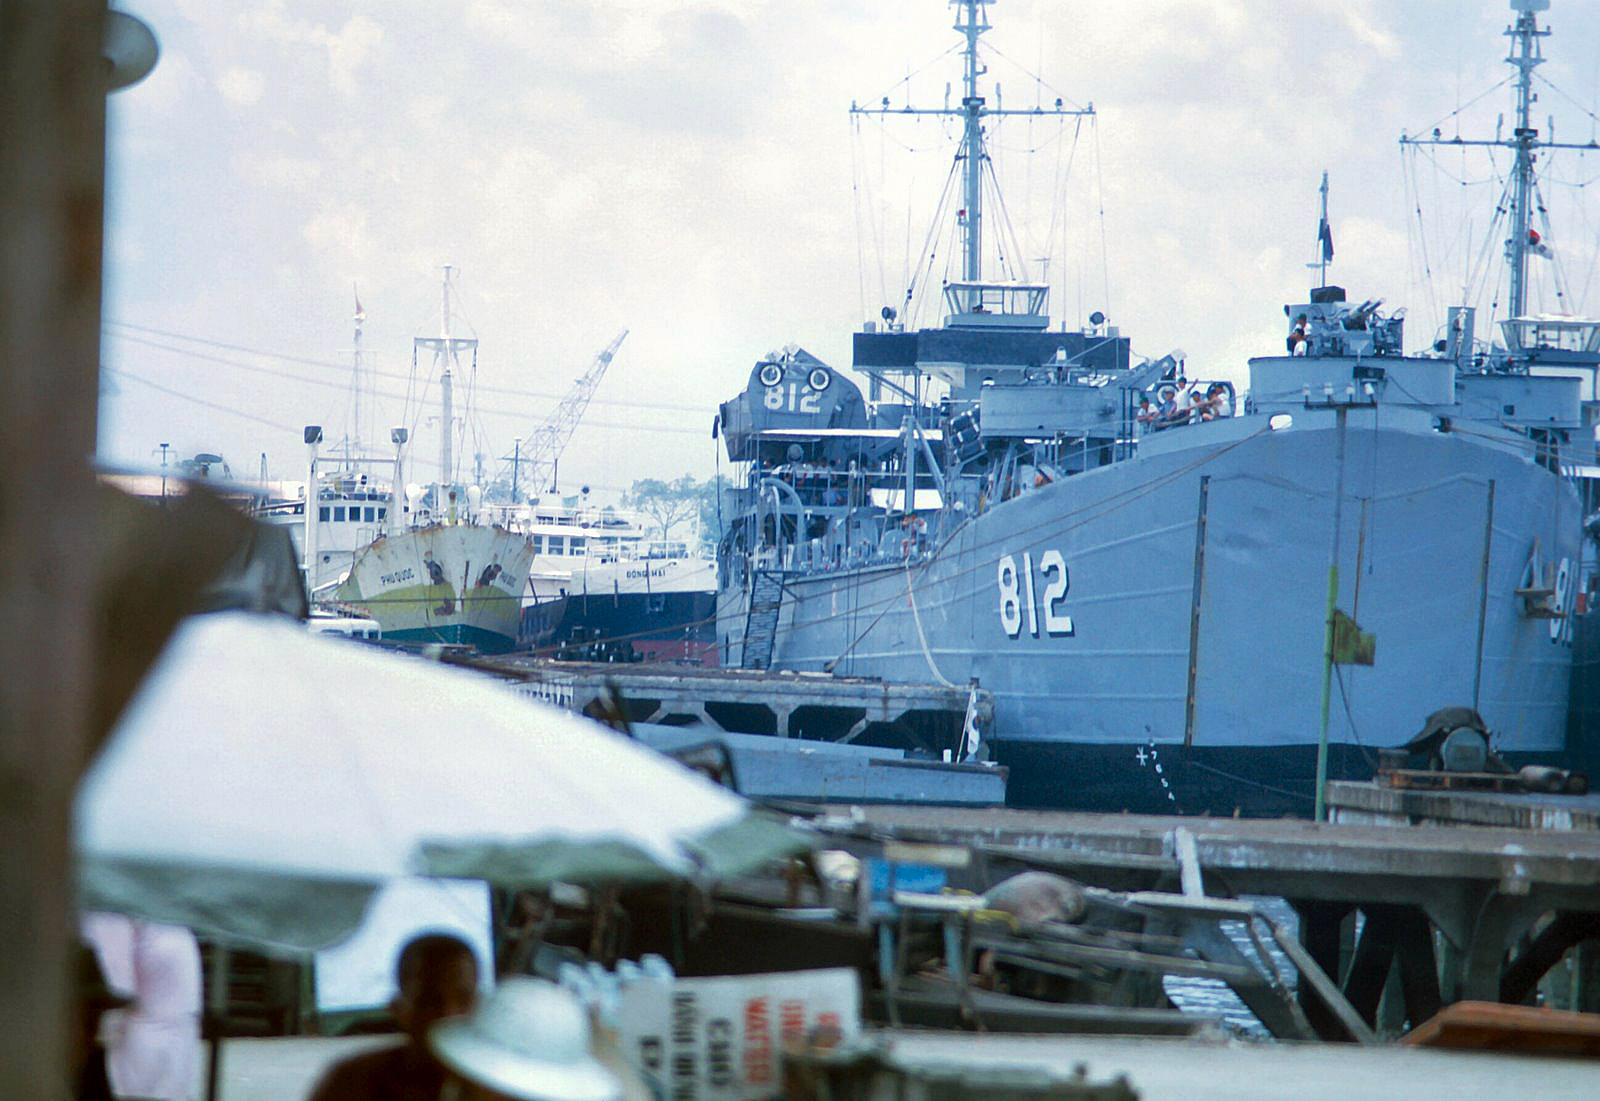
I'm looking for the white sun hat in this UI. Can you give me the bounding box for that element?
[430,978,621,1101]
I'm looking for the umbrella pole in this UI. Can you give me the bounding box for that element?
[203,944,230,1101]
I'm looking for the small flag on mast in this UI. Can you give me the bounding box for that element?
[1528,228,1553,258]
[1318,216,1334,263]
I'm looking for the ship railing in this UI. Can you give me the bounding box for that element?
[1138,379,1237,434]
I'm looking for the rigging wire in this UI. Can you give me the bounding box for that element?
[1569,157,1600,308]
[1404,75,1513,141]
[851,111,960,155]
[851,114,869,324]
[1464,173,1511,321]
[102,337,709,439]
[982,125,1034,282]
[1404,66,1600,325]
[1091,116,1111,322]
[104,365,300,433]
[102,322,705,413]
[1040,116,1082,301]
[857,42,963,110]
[1533,72,1600,134]
[877,108,891,314]
[903,152,963,325]
[978,38,1089,112]
[1530,178,1574,312]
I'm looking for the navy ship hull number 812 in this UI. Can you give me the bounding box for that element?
[997,552,1074,638]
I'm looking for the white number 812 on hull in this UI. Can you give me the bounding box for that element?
[997,551,1075,638]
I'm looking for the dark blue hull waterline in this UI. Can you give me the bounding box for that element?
[997,741,1376,817]
[520,590,718,664]
[1000,741,1583,817]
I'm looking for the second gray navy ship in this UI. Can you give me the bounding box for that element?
[712,0,1600,816]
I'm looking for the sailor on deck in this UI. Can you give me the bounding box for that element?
[1201,383,1232,420]
[1288,314,1310,356]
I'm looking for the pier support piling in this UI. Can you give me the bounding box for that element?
[1292,900,1351,1037]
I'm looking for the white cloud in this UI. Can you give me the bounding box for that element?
[321,15,383,97]
[217,66,264,107]
[239,5,383,97]
[303,203,374,270]
[237,151,322,190]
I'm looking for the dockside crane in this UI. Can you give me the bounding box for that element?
[497,329,627,500]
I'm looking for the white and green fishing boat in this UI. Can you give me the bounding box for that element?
[333,268,533,652]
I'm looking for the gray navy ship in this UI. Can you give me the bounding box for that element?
[711,0,1600,816]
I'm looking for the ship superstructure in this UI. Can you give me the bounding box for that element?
[711,0,1592,815]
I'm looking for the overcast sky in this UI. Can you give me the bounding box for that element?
[99,0,1600,497]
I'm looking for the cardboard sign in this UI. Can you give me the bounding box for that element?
[617,968,860,1101]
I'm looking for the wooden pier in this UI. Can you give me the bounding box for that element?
[807,804,1600,1030]
[1328,778,1600,832]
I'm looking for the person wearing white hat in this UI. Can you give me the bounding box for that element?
[430,978,621,1101]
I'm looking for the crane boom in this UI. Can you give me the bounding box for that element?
[498,329,627,498]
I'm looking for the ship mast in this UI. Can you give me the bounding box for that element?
[1401,1,1592,324]
[346,287,366,466]
[1505,1,1545,321]
[414,265,478,520]
[440,269,453,494]
[851,0,1092,305]
[957,0,985,289]
[1312,170,1331,290]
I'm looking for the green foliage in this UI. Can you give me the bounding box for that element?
[624,474,734,555]
[623,475,703,545]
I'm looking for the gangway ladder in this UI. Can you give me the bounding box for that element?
[741,569,787,670]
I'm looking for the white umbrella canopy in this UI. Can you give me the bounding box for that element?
[76,612,803,952]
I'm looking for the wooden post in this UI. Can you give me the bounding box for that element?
[1292,899,1352,1039]
[1342,905,1401,1027]
[0,0,108,1095]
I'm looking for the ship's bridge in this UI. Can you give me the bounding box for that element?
[1501,315,1600,365]
[943,281,1050,330]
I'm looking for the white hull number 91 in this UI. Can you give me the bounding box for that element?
[997,551,1074,638]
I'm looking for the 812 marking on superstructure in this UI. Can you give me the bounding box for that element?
[997,551,1074,638]
[762,384,821,414]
